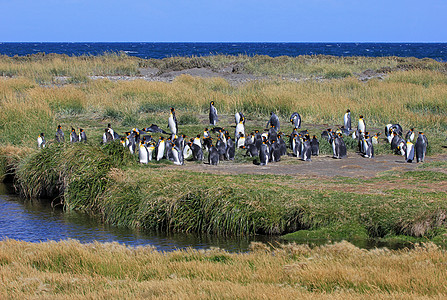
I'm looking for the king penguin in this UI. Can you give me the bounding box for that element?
[70,128,79,143]
[156,137,165,161]
[358,115,366,134]
[301,137,312,162]
[168,107,178,136]
[259,141,269,166]
[235,112,245,125]
[209,101,218,126]
[290,112,301,129]
[147,142,155,161]
[310,135,319,156]
[405,141,415,163]
[55,125,64,143]
[235,120,245,140]
[415,132,427,163]
[405,128,415,142]
[191,142,204,161]
[172,145,184,165]
[226,136,236,160]
[79,128,87,142]
[208,144,219,165]
[37,133,46,149]
[344,109,351,132]
[138,141,149,164]
[266,112,280,131]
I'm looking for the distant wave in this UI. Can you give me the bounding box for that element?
[0,42,446,61]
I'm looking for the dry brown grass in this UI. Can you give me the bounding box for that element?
[0,239,445,299]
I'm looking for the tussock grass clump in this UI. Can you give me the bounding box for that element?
[1,239,447,298]
[15,141,133,206]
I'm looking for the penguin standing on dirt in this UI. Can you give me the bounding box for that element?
[415,132,427,163]
[208,145,219,165]
[405,141,415,163]
[290,112,301,129]
[266,112,280,131]
[277,134,287,156]
[310,135,319,156]
[168,107,178,137]
[333,134,347,159]
[358,115,366,134]
[301,137,312,161]
[183,142,192,160]
[165,138,175,161]
[147,142,155,161]
[37,133,46,149]
[172,146,184,165]
[363,134,374,158]
[270,140,281,162]
[209,101,218,126]
[55,125,64,143]
[259,141,269,166]
[78,128,87,142]
[344,109,351,132]
[191,142,204,161]
[226,136,236,160]
[156,137,165,161]
[216,138,227,160]
[138,141,149,164]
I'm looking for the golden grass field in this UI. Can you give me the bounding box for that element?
[1,239,446,299]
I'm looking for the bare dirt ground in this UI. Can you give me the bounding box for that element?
[169,153,447,179]
[84,66,387,86]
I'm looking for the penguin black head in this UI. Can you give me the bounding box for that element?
[170,107,175,112]
[107,123,111,128]
[80,128,84,132]
[210,101,214,105]
[204,128,208,131]
[104,128,108,133]
[347,109,350,113]
[160,137,164,140]
[197,134,201,138]
[57,125,62,129]
[71,127,75,132]
[359,115,363,119]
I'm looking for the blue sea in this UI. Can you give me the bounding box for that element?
[0,42,446,61]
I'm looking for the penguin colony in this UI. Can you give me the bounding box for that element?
[38,103,429,165]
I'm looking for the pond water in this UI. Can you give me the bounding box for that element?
[0,184,279,252]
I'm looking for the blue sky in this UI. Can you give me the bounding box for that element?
[1,0,446,42]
